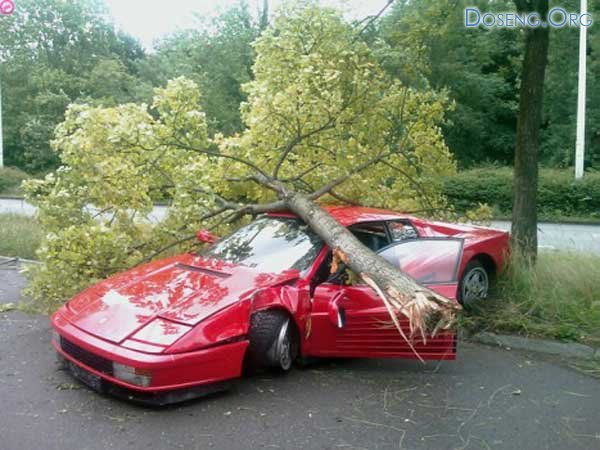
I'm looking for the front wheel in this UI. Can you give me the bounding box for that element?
[247,310,298,373]
[458,260,490,308]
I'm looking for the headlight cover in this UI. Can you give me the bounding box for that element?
[113,362,152,387]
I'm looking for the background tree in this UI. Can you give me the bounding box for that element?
[378,0,521,167]
[137,2,261,136]
[541,0,600,167]
[0,0,150,172]
[378,0,600,169]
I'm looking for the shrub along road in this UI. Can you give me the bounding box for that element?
[1,269,599,450]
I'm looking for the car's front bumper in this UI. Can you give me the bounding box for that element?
[51,312,248,404]
[56,352,233,406]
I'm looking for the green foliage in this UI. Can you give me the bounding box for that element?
[0,214,42,260]
[224,2,456,211]
[4,0,600,172]
[25,4,456,310]
[0,167,30,196]
[444,167,600,220]
[464,251,600,346]
[24,79,216,311]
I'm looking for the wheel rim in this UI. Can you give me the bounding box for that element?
[276,320,292,370]
[461,267,489,305]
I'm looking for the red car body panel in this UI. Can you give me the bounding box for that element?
[51,206,509,400]
[304,283,457,359]
[63,254,300,344]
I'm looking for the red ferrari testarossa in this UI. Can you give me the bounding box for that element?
[51,206,509,404]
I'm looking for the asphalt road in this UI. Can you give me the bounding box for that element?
[491,220,600,253]
[1,268,599,450]
[2,197,599,253]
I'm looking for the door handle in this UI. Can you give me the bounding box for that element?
[328,291,347,328]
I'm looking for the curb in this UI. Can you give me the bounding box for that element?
[0,195,27,201]
[491,217,600,226]
[471,332,600,361]
[0,256,40,267]
[0,195,172,207]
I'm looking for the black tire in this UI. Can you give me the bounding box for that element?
[246,310,299,373]
[458,260,490,308]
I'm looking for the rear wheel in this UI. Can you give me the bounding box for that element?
[247,310,298,373]
[458,260,490,308]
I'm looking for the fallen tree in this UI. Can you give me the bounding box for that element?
[25,3,460,354]
[261,185,460,360]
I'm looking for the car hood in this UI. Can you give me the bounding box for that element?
[65,253,300,344]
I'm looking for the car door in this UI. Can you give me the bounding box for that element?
[305,238,462,360]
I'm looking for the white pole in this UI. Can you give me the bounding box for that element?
[575,0,587,180]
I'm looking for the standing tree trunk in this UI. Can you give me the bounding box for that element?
[511,0,550,261]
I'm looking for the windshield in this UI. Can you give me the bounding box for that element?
[202,216,323,273]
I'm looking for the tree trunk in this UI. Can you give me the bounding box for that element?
[511,0,550,261]
[281,190,461,360]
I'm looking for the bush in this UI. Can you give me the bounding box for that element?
[0,167,30,196]
[463,251,600,346]
[444,167,600,220]
[0,213,42,260]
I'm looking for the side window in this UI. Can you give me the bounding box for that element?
[387,220,418,242]
[378,239,462,284]
[349,222,390,252]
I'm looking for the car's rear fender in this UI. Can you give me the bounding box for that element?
[459,233,509,279]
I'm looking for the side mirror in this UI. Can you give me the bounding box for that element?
[196,229,218,244]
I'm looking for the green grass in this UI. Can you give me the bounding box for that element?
[0,213,42,260]
[0,167,30,196]
[463,251,600,347]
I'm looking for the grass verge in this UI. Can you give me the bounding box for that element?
[463,251,600,347]
[0,213,42,260]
